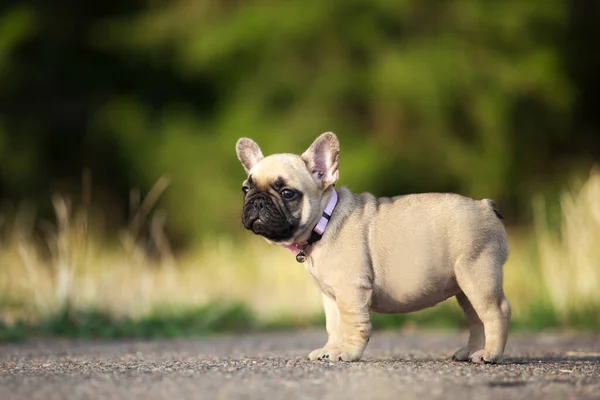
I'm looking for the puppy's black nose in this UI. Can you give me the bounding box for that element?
[253,198,265,211]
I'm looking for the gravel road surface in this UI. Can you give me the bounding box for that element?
[1,330,598,400]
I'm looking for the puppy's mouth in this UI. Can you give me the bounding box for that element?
[251,219,264,229]
[243,215,297,242]
[255,222,295,241]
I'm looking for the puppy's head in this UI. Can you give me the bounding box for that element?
[235,132,340,244]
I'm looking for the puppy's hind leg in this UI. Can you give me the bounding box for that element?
[455,253,511,364]
[452,292,485,362]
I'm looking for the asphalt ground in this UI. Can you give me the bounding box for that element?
[1,330,599,400]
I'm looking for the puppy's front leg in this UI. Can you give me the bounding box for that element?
[309,294,342,361]
[310,285,372,362]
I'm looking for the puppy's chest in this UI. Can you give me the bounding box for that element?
[304,258,336,298]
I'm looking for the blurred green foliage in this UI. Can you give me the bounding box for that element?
[0,0,599,246]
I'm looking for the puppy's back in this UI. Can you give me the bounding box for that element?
[370,191,508,262]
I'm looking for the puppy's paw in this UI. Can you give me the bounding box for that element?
[309,345,363,362]
[451,347,472,362]
[469,349,501,364]
[309,347,331,361]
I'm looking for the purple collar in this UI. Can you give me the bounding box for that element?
[284,188,338,261]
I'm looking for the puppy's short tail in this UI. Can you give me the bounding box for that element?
[482,198,504,220]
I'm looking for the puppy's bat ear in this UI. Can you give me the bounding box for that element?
[236,138,264,174]
[301,132,340,188]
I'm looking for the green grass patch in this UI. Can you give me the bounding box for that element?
[1,300,598,342]
[0,302,257,342]
[371,301,468,331]
[510,300,600,332]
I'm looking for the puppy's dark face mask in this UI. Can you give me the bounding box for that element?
[241,175,303,242]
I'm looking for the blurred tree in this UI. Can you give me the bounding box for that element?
[0,0,599,247]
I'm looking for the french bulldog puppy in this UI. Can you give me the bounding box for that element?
[236,132,511,364]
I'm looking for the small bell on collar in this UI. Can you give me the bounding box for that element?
[296,250,307,263]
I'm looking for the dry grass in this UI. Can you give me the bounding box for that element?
[0,175,320,324]
[532,167,600,315]
[1,168,599,330]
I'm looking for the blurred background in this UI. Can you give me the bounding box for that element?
[0,0,599,339]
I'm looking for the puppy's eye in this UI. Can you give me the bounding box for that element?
[242,186,250,195]
[281,189,296,200]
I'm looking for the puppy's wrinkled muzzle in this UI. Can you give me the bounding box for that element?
[242,197,263,229]
[242,193,297,241]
